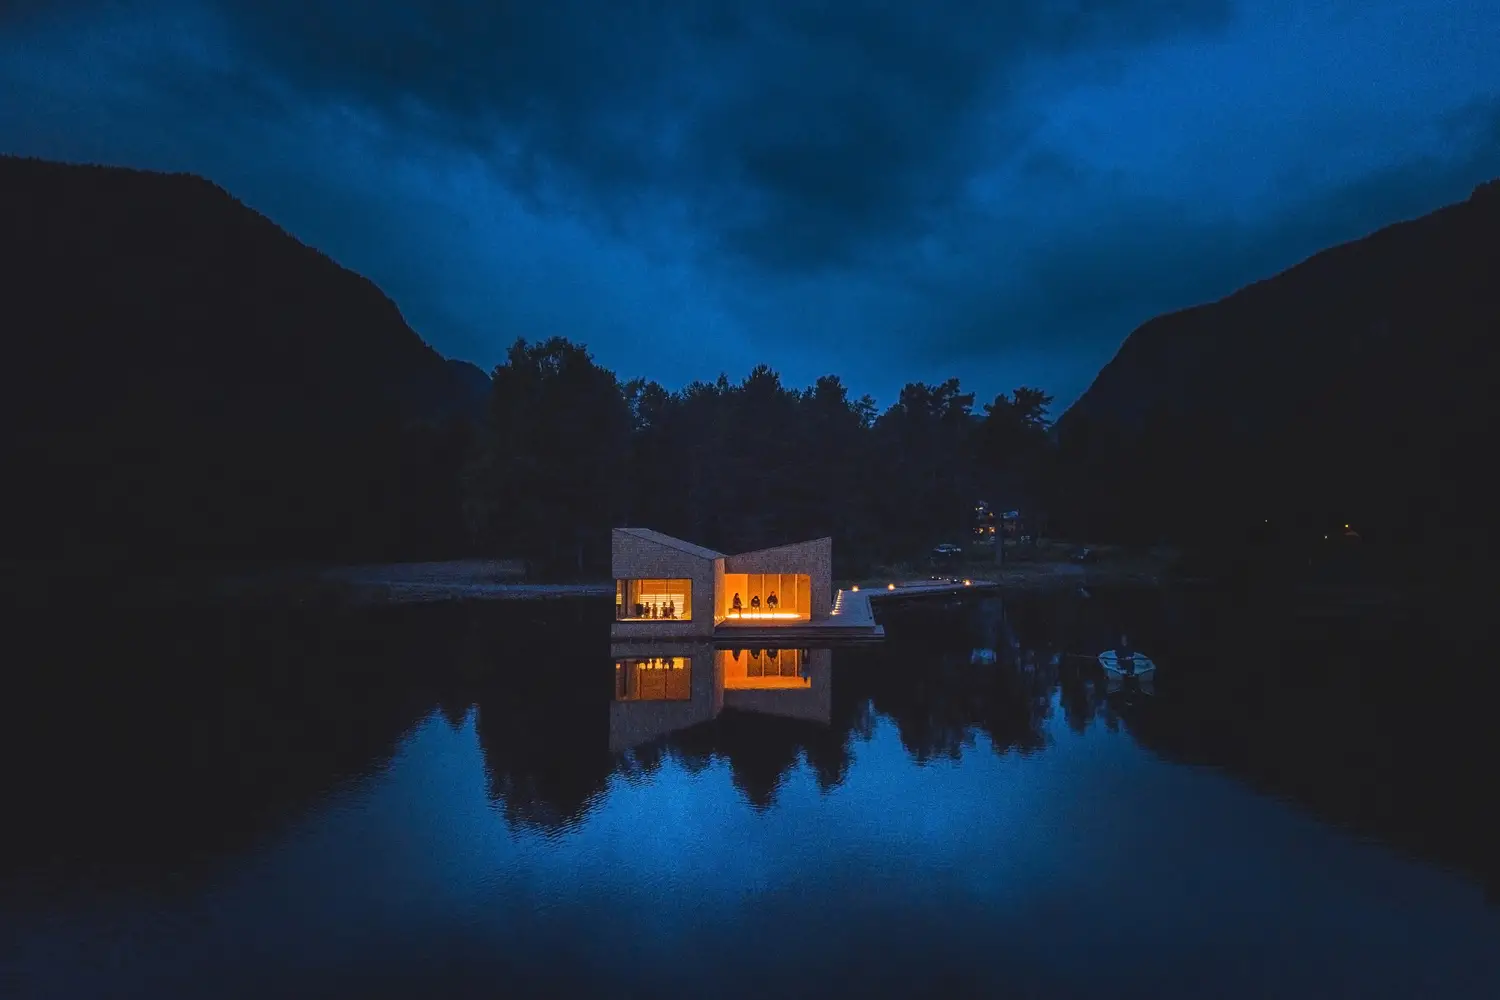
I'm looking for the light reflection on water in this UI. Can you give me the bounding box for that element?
[2,594,1498,999]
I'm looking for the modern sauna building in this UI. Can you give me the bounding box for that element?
[610,527,879,642]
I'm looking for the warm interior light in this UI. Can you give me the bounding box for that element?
[619,593,687,619]
[963,579,972,586]
[851,585,859,591]
[629,657,687,670]
[721,648,812,689]
[618,579,692,621]
[720,572,809,622]
[615,657,692,702]
[888,583,896,590]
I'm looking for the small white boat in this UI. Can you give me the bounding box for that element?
[1098,649,1157,679]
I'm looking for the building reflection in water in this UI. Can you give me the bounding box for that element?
[720,647,832,724]
[480,597,1060,832]
[608,644,831,752]
[614,655,693,702]
[609,643,723,753]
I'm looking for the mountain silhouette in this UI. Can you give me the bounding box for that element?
[0,155,489,569]
[1055,177,1499,585]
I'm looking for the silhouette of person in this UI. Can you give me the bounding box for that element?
[750,595,761,612]
[767,592,779,610]
[666,599,676,619]
[732,593,743,615]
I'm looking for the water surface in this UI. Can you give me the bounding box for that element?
[2,593,1496,999]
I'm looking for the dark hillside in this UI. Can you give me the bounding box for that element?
[1055,178,1499,590]
[0,156,488,568]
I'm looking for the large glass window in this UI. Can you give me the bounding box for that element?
[614,656,692,701]
[616,579,692,621]
[719,573,811,620]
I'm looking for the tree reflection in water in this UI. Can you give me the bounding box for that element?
[11,590,1495,904]
[472,601,1062,828]
[462,589,1499,899]
[1,602,486,894]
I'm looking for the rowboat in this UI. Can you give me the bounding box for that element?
[1098,649,1157,679]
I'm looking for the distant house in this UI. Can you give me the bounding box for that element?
[973,500,996,540]
[610,528,836,640]
[973,502,1026,542]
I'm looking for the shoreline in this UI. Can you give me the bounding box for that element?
[844,553,1170,595]
[329,556,1171,606]
[3,553,1174,610]
[6,555,1431,617]
[312,560,611,605]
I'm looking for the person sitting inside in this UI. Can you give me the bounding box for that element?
[750,595,762,613]
[766,592,779,611]
[665,599,675,619]
[731,593,743,616]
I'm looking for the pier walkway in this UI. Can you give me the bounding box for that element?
[713,578,997,645]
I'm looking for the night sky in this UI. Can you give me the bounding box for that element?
[3,2,1498,408]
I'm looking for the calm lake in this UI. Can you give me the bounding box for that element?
[2,589,1497,999]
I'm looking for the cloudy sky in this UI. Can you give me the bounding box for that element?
[3,1,1498,409]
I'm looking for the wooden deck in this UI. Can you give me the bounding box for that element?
[713,588,880,643]
[709,579,997,645]
[866,578,1000,601]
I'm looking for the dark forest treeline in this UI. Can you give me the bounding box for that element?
[463,337,1056,577]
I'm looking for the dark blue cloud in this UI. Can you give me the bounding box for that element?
[2,1,1497,407]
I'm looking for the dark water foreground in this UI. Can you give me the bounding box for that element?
[1,591,1496,999]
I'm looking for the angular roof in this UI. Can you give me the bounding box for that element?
[615,527,724,561]
[727,536,831,559]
